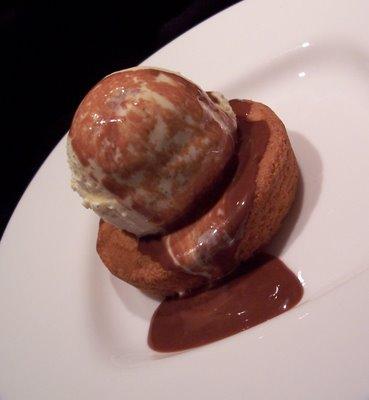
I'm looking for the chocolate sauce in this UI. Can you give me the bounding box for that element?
[143,100,303,351]
[149,253,303,352]
[139,100,270,278]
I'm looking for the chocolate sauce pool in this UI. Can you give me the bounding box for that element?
[149,253,303,352]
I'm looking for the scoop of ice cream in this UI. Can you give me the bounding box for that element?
[68,67,236,236]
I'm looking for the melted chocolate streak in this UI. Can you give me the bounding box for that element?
[139,99,270,277]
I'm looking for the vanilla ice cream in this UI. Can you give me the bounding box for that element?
[68,67,236,236]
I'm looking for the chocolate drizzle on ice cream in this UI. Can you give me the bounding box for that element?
[139,100,271,279]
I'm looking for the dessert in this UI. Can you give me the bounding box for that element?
[68,67,302,350]
[69,67,298,295]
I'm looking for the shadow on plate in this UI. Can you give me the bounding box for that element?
[110,274,162,320]
[266,130,323,256]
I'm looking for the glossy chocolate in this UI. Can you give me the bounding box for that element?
[139,100,270,278]
[149,253,303,352]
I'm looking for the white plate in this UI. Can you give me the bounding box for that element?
[1,0,369,398]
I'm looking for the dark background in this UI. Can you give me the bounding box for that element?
[1,1,240,238]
